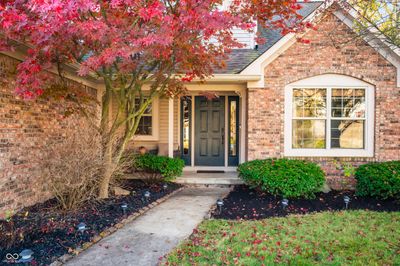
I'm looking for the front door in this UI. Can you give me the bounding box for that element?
[195,96,225,166]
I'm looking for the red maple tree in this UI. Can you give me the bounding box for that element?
[0,0,309,198]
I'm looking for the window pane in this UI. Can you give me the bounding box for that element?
[229,101,237,156]
[293,89,326,118]
[332,89,365,118]
[331,120,364,149]
[293,89,304,117]
[292,120,326,149]
[136,116,152,135]
[135,98,152,114]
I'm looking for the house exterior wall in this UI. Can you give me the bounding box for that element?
[247,13,400,189]
[120,96,179,154]
[0,54,99,216]
[124,83,247,160]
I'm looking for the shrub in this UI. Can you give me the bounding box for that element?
[42,126,102,210]
[132,154,184,181]
[355,161,400,199]
[238,159,325,199]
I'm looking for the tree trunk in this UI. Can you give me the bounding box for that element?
[98,139,114,199]
[98,167,113,199]
[98,81,113,199]
[96,78,153,199]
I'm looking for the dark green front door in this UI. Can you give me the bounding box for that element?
[195,96,225,166]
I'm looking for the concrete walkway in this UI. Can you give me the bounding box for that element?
[66,187,229,266]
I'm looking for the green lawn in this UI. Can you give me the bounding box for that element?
[165,211,400,265]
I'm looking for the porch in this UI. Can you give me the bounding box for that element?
[175,172,244,186]
[130,82,249,174]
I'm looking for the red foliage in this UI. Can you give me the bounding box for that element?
[0,0,309,98]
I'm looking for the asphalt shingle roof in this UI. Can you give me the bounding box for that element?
[214,1,323,74]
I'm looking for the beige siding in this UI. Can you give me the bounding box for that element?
[158,97,168,143]
[157,97,179,144]
[111,95,179,154]
[111,83,247,156]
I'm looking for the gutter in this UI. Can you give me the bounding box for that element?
[192,74,261,83]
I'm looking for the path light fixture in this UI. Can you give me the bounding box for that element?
[216,199,224,214]
[144,191,151,203]
[77,222,87,233]
[344,196,350,209]
[281,199,289,210]
[163,183,168,190]
[121,202,128,215]
[18,249,33,264]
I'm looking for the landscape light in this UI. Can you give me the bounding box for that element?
[18,249,33,263]
[121,202,128,214]
[344,196,350,209]
[163,183,168,190]
[216,199,224,214]
[281,199,289,210]
[143,191,151,203]
[77,222,87,233]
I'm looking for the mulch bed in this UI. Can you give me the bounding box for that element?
[0,180,181,266]
[212,185,400,220]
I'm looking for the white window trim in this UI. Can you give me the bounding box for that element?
[134,96,159,141]
[284,74,375,157]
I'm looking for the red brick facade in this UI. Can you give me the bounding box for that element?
[1,11,399,216]
[0,54,98,217]
[247,13,400,189]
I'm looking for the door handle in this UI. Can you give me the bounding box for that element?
[221,127,224,145]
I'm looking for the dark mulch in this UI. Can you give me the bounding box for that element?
[212,185,400,220]
[0,180,181,266]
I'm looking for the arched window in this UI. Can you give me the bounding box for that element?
[284,74,374,157]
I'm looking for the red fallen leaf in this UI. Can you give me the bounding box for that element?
[193,228,199,234]
[262,246,267,251]
[276,241,281,246]
[237,252,241,257]
[193,252,201,257]
[253,239,262,245]
[246,252,251,257]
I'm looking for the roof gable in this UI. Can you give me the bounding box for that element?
[238,1,400,88]
[215,2,323,74]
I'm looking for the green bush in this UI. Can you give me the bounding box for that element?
[133,154,184,181]
[355,161,400,199]
[238,159,325,199]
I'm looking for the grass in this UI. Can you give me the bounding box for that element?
[165,211,400,265]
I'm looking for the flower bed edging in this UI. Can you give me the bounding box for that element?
[49,186,185,266]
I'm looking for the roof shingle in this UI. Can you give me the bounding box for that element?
[215,2,323,74]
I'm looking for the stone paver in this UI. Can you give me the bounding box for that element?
[66,187,229,266]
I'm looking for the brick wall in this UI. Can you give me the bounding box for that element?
[0,54,98,217]
[247,12,400,189]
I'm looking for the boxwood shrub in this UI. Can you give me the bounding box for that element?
[238,159,325,199]
[355,161,400,199]
[133,154,184,181]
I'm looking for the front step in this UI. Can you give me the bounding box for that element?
[175,172,244,186]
